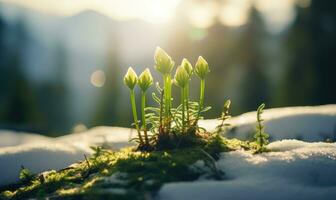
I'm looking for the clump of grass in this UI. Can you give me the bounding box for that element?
[123,48,271,152]
[124,47,213,151]
[253,103,269,153]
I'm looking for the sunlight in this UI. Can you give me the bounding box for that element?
[140,0,180,24]
[0,0,298,31]
[0,0,180,24]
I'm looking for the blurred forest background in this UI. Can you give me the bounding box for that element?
[0,0,335,136]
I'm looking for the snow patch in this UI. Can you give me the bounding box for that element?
[0,130,51,148]
[200,104,336,142]
[159,139,336,200]
[0,142,88,186]
[0,127,135,186]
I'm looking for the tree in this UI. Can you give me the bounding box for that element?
[0,17,40,130]
[91,46,124,127]
[280,0,336,105]
[236,6,270,112]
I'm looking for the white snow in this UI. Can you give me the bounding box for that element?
[159,140,336,200]
[0,127,135,186]
[0,130,51,148]
[200,104,336,141]
[0,142,88,186]
[0,103,336,199]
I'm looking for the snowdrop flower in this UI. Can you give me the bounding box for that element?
[181,58,193,77]
[138,68,153,91]
[154,47,175,75]
[195,56,210,79]
[174,66,189,88]
[124,67,138,89]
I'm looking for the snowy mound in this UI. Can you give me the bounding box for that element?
[159,140,336,200]
[0,104,335,188]
[0,127,135,186]
[200,104,336,142]
[0,143,88,187]
[0,130,51,148]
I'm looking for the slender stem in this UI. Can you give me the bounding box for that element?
[164,75,169,118]
[185,83,190,126]
[181,87,185,133]
[159,89,164,134]
[163,74,172,131]
[141,90,149,145]
[200,79,205,110]
[196,79,205,124]
[167,76,172,114]
[130,89,144,145]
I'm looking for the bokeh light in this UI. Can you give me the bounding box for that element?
[90,70,106,88]
[218,0,251,27]
[186,1,218,28]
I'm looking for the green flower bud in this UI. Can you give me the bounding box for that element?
[195,56,210,79]
[123,67,138,89]
[181,58,193,77]
[154,47,175,75]
[174,66,189,88]
[138,68,153,91]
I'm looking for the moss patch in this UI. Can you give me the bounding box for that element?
[0,136,254,200]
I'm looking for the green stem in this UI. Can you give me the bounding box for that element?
[196,79,205,124]
[130,90,144,145]
[185,83,190,126]
[141,90,149,145]
[163,74,172,130]
[168,76,172,113]
[200,79,205,110]
[164,75,169,118]
[181,87,185,133]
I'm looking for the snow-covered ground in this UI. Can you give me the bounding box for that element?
[1,104,336,199]
[160,140,336,200]
[0,127,135,186]
[200,104,336,141]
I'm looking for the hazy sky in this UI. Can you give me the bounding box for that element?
[0,0,309,32]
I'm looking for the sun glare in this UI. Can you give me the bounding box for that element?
[140,0,180,24]
[1,0,297,32]
[1,0,180,24]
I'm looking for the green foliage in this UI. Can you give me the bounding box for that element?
[215,100,231,133]
[122,47,268,155]
[124,48,212,151]
[253,103,269,153]
[19,166,34,183]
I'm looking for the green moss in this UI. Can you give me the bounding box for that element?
[0,136,255,200]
